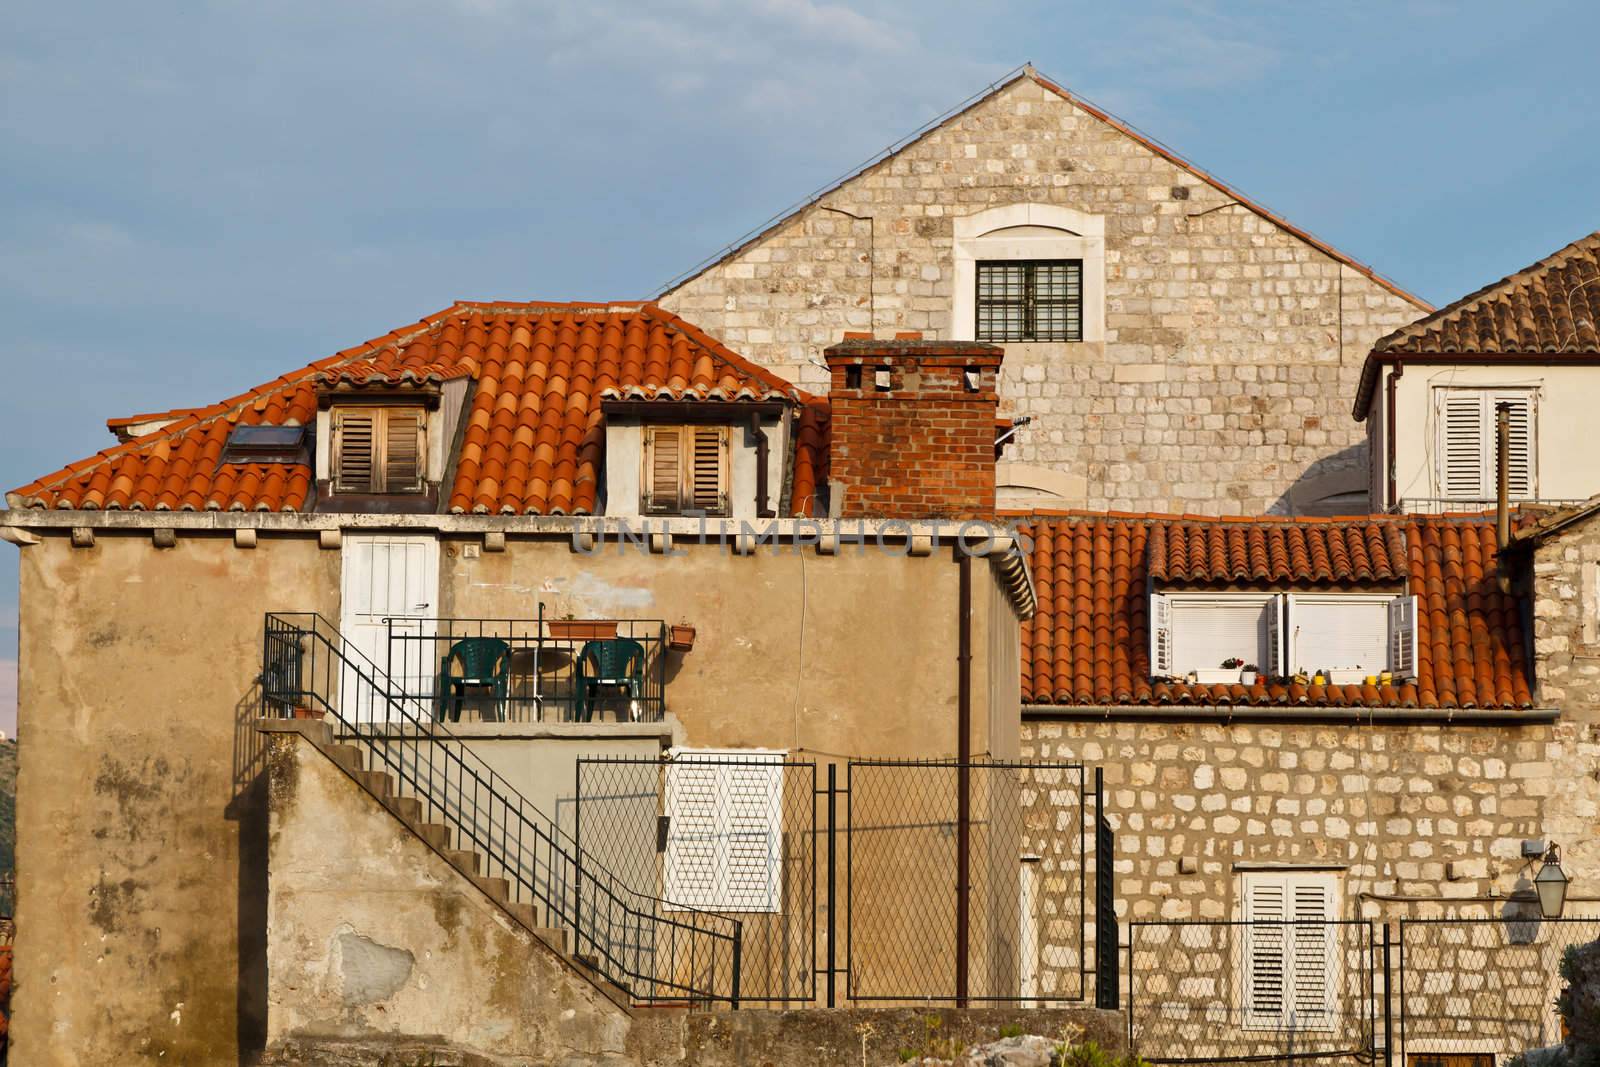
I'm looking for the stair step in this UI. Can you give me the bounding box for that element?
[417,823,452,850]
[325,744,364,772]
[534,926,571,955]
[472,874,510,903]
[386,795,421,822]
[443,850,481,875]
[354,770,393,796]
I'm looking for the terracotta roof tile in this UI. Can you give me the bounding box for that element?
[1017,512,1533,711]
[10,302,819,516]
[1355,232,1600,416]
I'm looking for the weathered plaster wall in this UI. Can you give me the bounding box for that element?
[262,730,634,1064]
[440,535,1015,760]
[660,76,1425,514]
[13,531,338,1065]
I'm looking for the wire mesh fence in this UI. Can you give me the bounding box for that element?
[1127,920,1377,1064]
[574,754,817,1006]
[1399,915,1600,1061]
[847,759,1086,1003]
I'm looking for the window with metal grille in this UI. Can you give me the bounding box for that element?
[975,260,1083,342]
[642,424,731,516]
[1433,387,1536,500]
[332,406,425,494]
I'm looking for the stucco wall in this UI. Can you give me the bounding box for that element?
[13,531,338,1065]
[262,729,633,1063]
[438,533,1014,760]
[1377,363,1600,507]
[660,76,1424,514]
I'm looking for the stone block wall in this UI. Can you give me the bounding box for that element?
[1533,526,1600,721]
[660,75,1426,514]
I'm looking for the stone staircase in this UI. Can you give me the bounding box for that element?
[266,717,635,1011]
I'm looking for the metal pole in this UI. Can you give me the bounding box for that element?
[956,552,972,1007]
[827,761,837,1009]
[1383,923,1394,1067]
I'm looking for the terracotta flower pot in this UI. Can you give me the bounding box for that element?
[292,706,325,721]
[547,620,618,641]
[668,625,696,652]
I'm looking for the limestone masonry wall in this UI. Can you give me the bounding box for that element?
[660,76,1424,514]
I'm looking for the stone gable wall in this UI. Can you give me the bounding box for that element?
[660,77,1424,515]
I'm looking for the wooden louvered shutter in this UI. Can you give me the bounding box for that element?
[383,408,425,492]
[333,409,378,493]
[644,425,683,514]
[688,426,730,516]
[1438,389,1487,499]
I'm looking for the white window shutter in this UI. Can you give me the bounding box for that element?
[1439,390,1489,498]
[1289,880,1336,1027]
[1389,595,1417,679]
[1284,593,1298,675]
[1244,879,1288,1028]
[719,759,784,912]
[1267,596,1284,678]
[1492,391,1536,498]
[662,761,722,909]
[663,751,784,913]
[1149,593,1172,678]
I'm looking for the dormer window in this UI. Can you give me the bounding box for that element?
[331,406,425,494]
[642,424,730,516]
[1151,591,1417,681]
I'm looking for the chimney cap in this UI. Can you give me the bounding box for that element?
[823,338,1004,361]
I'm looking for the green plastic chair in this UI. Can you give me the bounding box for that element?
[440,637,511,722]
[575,638,646,722]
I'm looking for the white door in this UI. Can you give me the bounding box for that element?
[340,534,439,722]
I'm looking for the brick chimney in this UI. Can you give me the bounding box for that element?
[822,337,1005,520]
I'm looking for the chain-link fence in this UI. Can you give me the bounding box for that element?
[1128,920,1377,1064]
[1399,915,1600,1061]
[847,759,1087,1003]
[574,754,817,1006]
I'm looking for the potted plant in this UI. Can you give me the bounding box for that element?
[547,615,618,641]
[1240,663,1260,686]
[668,622,696,652]
[292,705,325,721]
[1196,657,1245,684]
[1327,666,1366,685]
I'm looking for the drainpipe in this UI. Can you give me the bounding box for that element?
[1496,401,1512,593]
[955,550,972,1007]
[1384,361,1403,511]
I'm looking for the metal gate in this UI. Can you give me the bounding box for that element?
[845,758,1092,1004]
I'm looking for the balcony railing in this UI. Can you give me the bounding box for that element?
[381,615,669,724]
[1393,496,1591,515]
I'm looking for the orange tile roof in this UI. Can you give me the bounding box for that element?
[1016,512,1534,711]
[1354,231,1600,417]
[9,302,822,516]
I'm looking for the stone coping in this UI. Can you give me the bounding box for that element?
[257,716,675,744]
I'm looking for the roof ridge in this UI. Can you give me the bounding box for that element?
[1002,507,1501,527]
[658,65,1428,311]
[1371,230,1600,354]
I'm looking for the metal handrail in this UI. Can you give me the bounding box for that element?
[261,612,742,1006]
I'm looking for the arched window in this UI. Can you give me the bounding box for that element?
[952,204,1106,344]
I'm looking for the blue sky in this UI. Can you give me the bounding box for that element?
[2,1,1598,736]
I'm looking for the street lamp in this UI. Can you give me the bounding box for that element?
[1535,842,1570,920]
